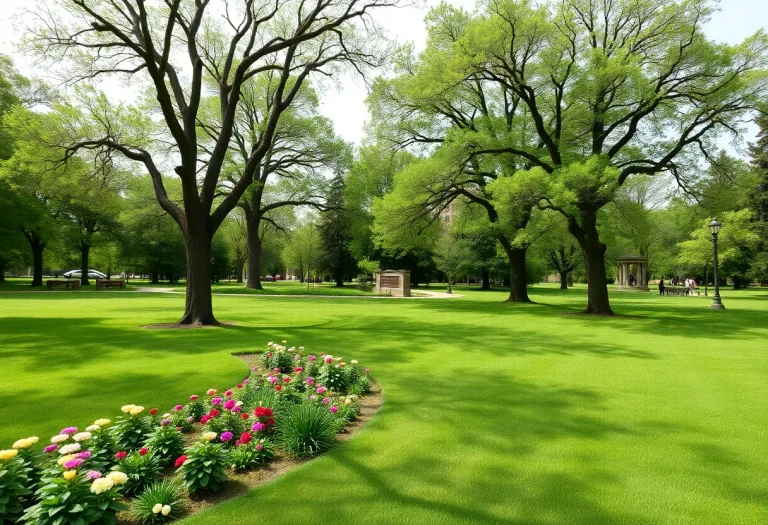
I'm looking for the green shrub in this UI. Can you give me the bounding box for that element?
[110,411,152,452]
[0,455,32,523]
[185,399,207,420]
[203,410,245,437]
[144,426,185,467]
[278,404,337,458]
[115,450,161,496]
[260,348,295,374]
[132,479,184,524]
[177,440,229,494]
[349,374,372,396]
[20,470,128,525]
[318,363,349,393]
[228,440,274,471]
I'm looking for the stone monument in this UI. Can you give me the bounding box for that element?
[373,269,411,297]
[616,255,649,291]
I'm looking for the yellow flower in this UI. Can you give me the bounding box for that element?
[202,431,217,442]
[12,437,39,449]
[86,425,100,432]
[129,406,145,416]
[106,471,128,485]
[94,419,111,427]
[0,449,19,461]
[344,398,352,406]
[63,470,77,480]
[161,505,172,516]
[58,454,76,466]
[121,404,136,413]
[152,503,163,514]
[90,477,114,494]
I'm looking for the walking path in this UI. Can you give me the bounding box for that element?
[133,287,463,299]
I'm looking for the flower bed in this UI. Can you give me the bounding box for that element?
[0,342,377,524]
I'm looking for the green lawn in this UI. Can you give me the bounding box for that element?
[1,285,766,524]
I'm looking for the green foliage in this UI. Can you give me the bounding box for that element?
[178,441,229,494]
[318,363,350,394]
[228,440,274,471]
[0,456,32,523]
[131,479,184,524]
[319,174,356,285]
[143,426,185,468]
[110,413,152,453]
[115,450,161,496]
[277,404,337,458]
[20,471,128,525]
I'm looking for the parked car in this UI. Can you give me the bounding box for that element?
[63,269,107,279]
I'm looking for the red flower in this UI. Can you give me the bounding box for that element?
[209,409,220,417]
[237,383,243,389]
[241,413,249,420]
[237,432,252,445]
[266,417,275,426]
[174,455,187,468]
[283,376,291,383]
[115,451,127,460]
[149,408,158,416]
[275,385,282,391]
[200,415,211,425]
[139,447,148,456]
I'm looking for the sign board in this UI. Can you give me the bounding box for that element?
[380,275,400,288]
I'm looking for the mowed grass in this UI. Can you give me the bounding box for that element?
[1,285,766,524]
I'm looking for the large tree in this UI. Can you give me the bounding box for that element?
[319,173,355,286]
[27,0,401,324]
[373,0,768,314]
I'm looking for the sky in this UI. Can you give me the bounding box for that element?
[1,0,767,147]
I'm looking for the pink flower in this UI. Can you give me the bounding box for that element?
[223,399,236,410]
[322,398,330,405]
[220,431,234,442]
[294,366,304,373]
[225,390,233,397]
[232,406,242,413]
[267,376,278,384]
[64,458,83,469]
[316,386,326,394]
[61,427,78,435]
[211,397,223,405]
[256,443,263,451]
[306,377,315,385]
[273,368,280,373]
[365,368,371,374]
[174,404,183,411]
[139,447,149,456]
[78,451,91,459]
[44,445,58,453]
[329,406,338,413]
[308,355,316,361]
[115,451,127,460]
[161,419,172,427]
[251,422,266,433]
[243,379,251,385]
[309,395,317,401]
[324,356,333,363]
[86,470,102,480]
[190,395,199,401]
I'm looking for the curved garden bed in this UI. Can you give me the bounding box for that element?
[0,342,381,524]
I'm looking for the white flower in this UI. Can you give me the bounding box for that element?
[86,425,100,432]
[350,360,358,365]
[152,504,163,514]
[59,443,81,455]
[267,341,273,346]
[162,413,172,419]
[235,401,243,407]
[161,505,172,516]
[106,471,128,485]
[72,432,92,442]
[51,434,69,444]
[345,398,352,406]
[90,477,114,494]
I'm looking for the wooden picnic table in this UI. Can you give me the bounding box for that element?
[46,280,81,291]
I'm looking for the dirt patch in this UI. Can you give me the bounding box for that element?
[140,321,238,330]
[117,354,382,523]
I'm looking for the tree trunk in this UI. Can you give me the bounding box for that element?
[567,208,614,315]
[560,272,568,290]
[179,222,217,325]
[30,236,45,287]
[246,212,264,290]
[498,235,530,302]
[0,259,5,282]
[236,261,244,283]
[80,241,90,286]
[733,276,743,290]
[481,269,491,290]
[335,265,343,287]
[151,270,159,284]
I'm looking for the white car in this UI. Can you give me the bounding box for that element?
[63,269,107,279]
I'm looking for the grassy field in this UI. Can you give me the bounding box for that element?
[1,285,766,524]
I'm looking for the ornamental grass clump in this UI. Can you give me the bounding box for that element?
[115,448,161,496]
[143,425,185,467]
[176,435,229,494]
[278,404,337,458]
[132,479,184,524]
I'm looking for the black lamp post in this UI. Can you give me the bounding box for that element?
[708,218,725,310]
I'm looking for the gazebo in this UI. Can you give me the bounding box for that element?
[616,255,649,291]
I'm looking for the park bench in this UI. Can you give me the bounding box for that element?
[96,279,126,290]
[46,280,81,291]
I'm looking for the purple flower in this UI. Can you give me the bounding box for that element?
[86,470,102,480]
[251,422,266,433]
[44,445,58,453]
[174,404,183,411]
[220,431,234,442]
[78,451,91,459]
[211,397,223,405]
[329,406,338,414]
[64,458,84,469]
[61,427,78,435]
[306,377,315,385]
[160,419,172,427]
[322,398,330,405]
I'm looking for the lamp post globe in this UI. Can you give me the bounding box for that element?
[709,218,725,310]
